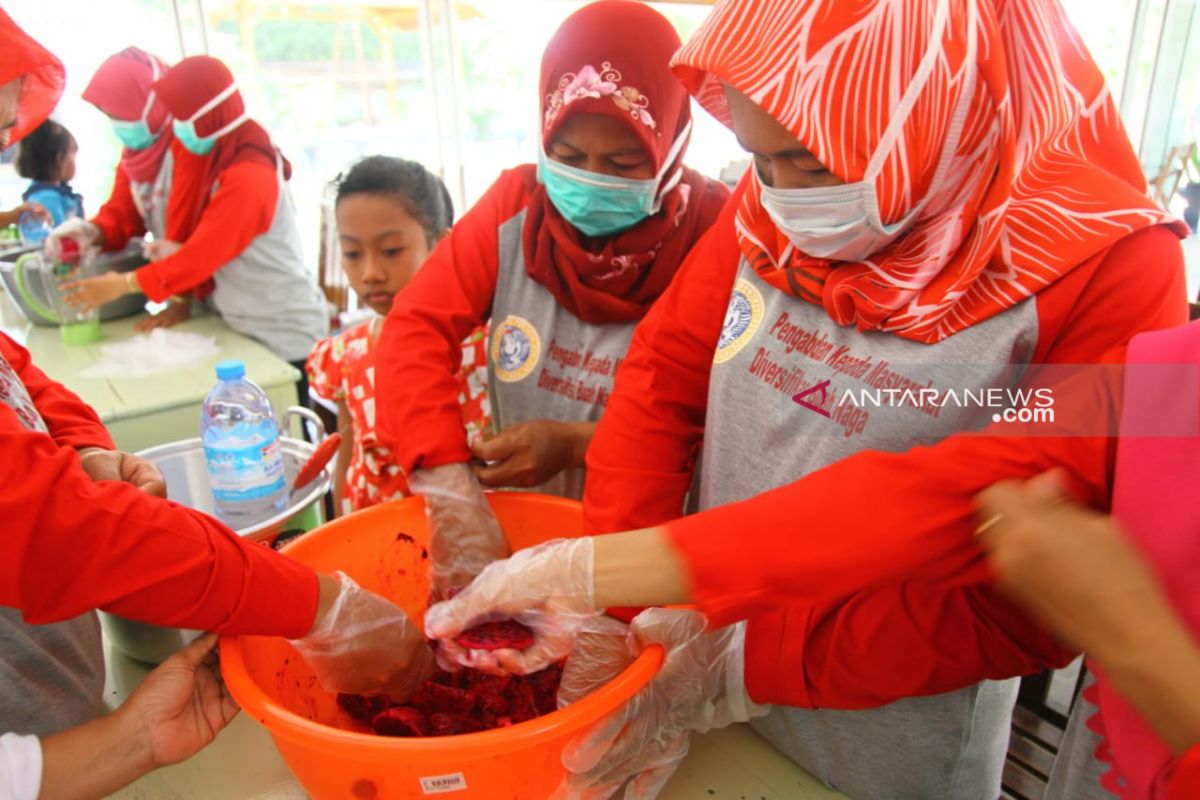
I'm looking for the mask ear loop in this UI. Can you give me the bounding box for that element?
[648,119,693,214]
[180,81,248,143]
[180,80,241,126]
[142,57,170,137]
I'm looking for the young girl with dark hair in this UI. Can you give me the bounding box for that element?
[306,156,489,516]
[15,118,82,225]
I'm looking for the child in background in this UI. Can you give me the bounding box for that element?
[15,119,82,225]
[307,156,489,516]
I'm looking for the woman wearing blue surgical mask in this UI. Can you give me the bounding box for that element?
[58,56,327,383]
[45,48,179,330]
[374,0,729,597]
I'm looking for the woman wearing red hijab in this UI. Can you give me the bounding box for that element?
[45,48,181,329]
[374,0,729,596]
[424,0,1190,796]
[58,56,326,369]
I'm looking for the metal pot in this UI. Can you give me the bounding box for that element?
[101,407,333,664]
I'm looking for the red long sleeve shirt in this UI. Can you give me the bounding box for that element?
[376,169,539,471]
[1,334,318,636]
[91,164,148,254]
[584,184,1188,707]
[91,151,277,303]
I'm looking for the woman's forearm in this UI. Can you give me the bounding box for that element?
[592,527,690,608]
[1093,611,1200,754]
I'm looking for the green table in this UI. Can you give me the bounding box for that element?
[13,313,300,453]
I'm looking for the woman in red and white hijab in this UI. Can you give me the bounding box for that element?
[57,56,326,370]
[424,0,1191,796]
[45,47,177,278]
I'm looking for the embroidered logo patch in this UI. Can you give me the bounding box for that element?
[491,315,540,383]
[714,278,764,364]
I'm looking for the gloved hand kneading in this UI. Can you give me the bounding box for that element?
[425,537,597,675]
[556,608,766,799]
[408,462,511,599]
[289,572,434,700]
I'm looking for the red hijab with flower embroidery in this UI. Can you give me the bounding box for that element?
[523,0,730,324]
[672,0,1185,343]
[153,56,290,242]
[83,48,174,184]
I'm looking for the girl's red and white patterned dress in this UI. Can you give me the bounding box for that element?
[307,317,490,514]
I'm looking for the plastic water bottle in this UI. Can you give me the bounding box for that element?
[200,360,287,525]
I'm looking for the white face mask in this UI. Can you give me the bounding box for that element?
[760,179,916,262]
[759,0,975,263]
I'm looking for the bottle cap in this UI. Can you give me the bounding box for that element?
[215,359,246,381]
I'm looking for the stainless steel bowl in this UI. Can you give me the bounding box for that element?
[134,435,331,544]
[102,427,333,664]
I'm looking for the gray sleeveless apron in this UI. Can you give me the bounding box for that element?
[487,211,637,499]
[129,149,172,241]
[207,154,327,362]
[699,260,1042,799]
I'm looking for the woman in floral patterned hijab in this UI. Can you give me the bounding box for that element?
[374,0,729,598]
[522,0,730,323]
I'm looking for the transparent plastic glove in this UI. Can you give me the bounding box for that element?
[408,461,511,599]
[557,615,635,709]
[424,537,597,676]
[288,572,434,699]
[45,218,100,259]
[556,609,766,800]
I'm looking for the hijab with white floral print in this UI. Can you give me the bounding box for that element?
[522,0,730,324]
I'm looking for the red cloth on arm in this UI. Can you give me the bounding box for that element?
[0,334,319,636]
[376,169,530,472]
[133,160,278,302]
[584,201,1186,705]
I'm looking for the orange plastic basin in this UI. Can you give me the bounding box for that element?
[220,493,662,799]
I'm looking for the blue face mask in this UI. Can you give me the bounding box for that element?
[112,119,157,150]
[538,152,657,237]
[111,59,166,152]
[173,81,246,157]
[173,119,217,156]
[536,122,691,238]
